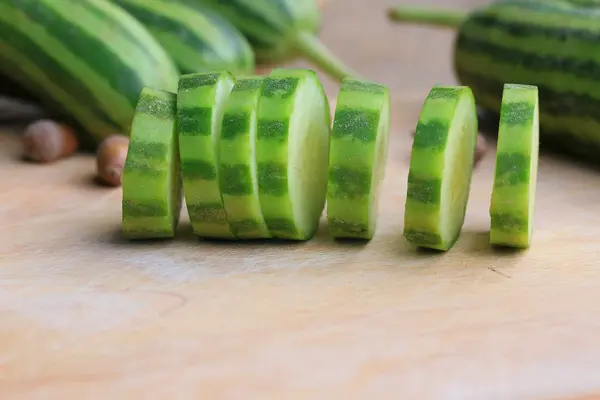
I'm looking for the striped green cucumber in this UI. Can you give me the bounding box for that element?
[387,0,600,162]
[122,87,182,239]
[256,68,331,241]
[179,0,357,82]
[490,84,540,249]
[112,0,255,75]
[403,86,478,251]
[218,76,272,240]
[326,78,391,240]
[0,0,179,146]
[177,71,237,239]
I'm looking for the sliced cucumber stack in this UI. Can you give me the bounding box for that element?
[177,71,236,239]
[218,76,272,239]
[403,85,478,251]
[489,84,539,249]
[256,68,332,240]
[122,87,182,239]
[326,78,391,239]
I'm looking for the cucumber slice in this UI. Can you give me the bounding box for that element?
[218,76,272,239]
[177,71,236,239]
[121,87,182,239]
[403,85,478,251]
[489,83,539,249]
[326,78,391,239]
[256,68,331,240]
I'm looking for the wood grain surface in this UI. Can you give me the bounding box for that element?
[2,0,600,398]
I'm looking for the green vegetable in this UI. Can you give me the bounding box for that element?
[403,85,478,251]
[177,71,237,239]
[218,76,272,239]
[180,0,357,82]
[490,83,539,249]
[112,0,255,75]
[0,0,179,146]
[122,87,183,239]
[256,68,331,240]
[326,78,391,240]
[387,0,600,162]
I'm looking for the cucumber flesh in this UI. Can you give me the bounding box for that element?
[489,83,539,249]
[256,68,332,240]
[177,71,236,239]
[403,85,478,251]
[122,87,182,239]
[218,76,272,239]
[326,78,391,239]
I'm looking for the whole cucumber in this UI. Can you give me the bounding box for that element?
[0,0,180,147]
[388,0,600,163]
[111,0,256,75]
[178,0,358,82]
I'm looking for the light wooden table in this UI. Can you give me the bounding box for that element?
[2,0,600,398]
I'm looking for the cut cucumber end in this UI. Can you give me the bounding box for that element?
[489,83,539,249]
[218,76,273,240]
[403,85,478,251]
[256,68,332,240]
[326,78,391,240]
[122,86,182,240]
[177,71,237,239]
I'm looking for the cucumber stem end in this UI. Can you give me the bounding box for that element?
[294,31,361,82]
[387,6,465,28]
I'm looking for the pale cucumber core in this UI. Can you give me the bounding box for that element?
[440,97,477,244]
[288,75,331,237]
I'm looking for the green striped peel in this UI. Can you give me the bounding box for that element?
[489,84,539,249]
[177,71,237,239]
[122,87,183,239]
[180,0,357,81]
[218,76,273,240]
[403,85,478,251]
[0,0,179,145]
[256,68,332,240]
[326,78,391,240]
[112,0,255,75]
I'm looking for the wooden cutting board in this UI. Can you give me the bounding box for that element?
[2,0,600,398]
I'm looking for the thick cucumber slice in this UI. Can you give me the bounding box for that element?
[256,68,331,240]
[326,78,391,239]
[489,83,539,249]
[122,87,182,239]
[218,76,272,239]
[177,71,236,239]
[403,85,478,251]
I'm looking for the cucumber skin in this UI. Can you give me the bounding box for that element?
[218,76,272,239]
[111,0,255,75]
[122,87,182,239]
[326,78,391,240]
[403,86,478,251]
[177,71,237,240]
[452,0,600,161]
[0,0,179,147]
[489,83,539,248]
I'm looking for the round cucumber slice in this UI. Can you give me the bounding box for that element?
[326,78,391,239]
[255,68,332,241]
[403,85,478,251]
[218,76,272,239]
[177,71,236,239]
[489,83,539,249]
[121,87,183,239]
